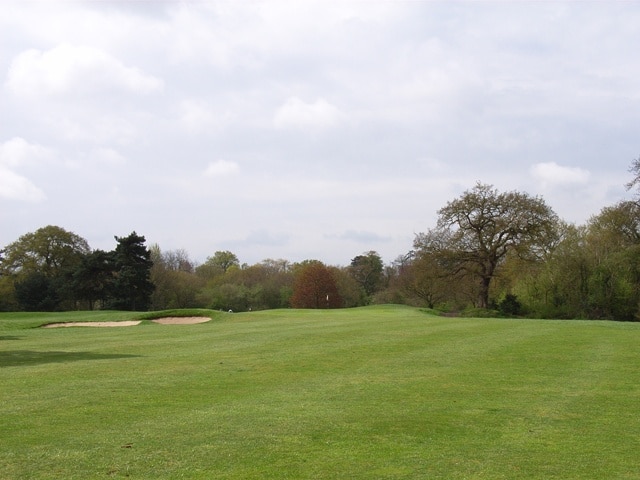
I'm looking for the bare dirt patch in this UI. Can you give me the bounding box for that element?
[43,321,142,328]
[151,317,211,325]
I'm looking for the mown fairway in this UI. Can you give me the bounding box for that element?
[1,306,640,479]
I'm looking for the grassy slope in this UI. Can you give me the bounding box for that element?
[1,306,639,479]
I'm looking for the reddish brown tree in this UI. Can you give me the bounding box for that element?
[290,261,343,309]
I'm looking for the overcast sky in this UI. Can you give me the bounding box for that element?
[2,1,639,266]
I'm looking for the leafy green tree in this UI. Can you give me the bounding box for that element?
[511,200,640,320]
[257,259,294,309]
[290,261,343,309]
[149,245,204,310]
[239,262,293,310]
[1,225,91,310]
[210,250,240,273]
[399,251,449,309]
[523,204,640,320]
[514,217,640,320]
[197,258,294,311]
[585,201,640,320]
[331,266,366,307]
[349,251,384,298]
[541,224,590,318]
[415,183,558,309]
[0,275,18,311]
[588,201,640,248]
[1,225,90,277]
[205,282,250,312]
[196,250,240,279]
[110,232,154,311]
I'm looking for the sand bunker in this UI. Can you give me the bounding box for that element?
[43,317,211,328]
[151,317,211,325]
[43,321,142,328]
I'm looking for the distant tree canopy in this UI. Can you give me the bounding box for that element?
[196,250,240,278]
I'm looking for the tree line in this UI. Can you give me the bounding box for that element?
[0,226,388,313]
[0,229,154,311]
[2,159,640,320]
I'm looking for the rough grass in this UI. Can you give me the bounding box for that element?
[1,305,640,479]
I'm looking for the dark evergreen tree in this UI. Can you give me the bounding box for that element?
[110,232,154,310]
[72,250,116,310]
[14,272,59,311]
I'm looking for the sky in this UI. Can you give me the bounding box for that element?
[1,1,639,266]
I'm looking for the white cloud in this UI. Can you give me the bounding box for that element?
[204,160,240,177]
[0,137,54,167]
[0,138,53,202]
[53,113,138,145]
[0,167,46,202]
[91,147,126,166]
[61,147,126,169]
[531,162,591,187]
[178,100,225,134]
[5,43,163,97]
[163,2,404,69]
[274,97,346,130]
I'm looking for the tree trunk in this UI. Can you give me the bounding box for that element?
[479,275,491,309]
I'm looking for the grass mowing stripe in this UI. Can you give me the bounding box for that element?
[2,307,640,479]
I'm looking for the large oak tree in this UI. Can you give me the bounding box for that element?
[415,183,558,309]
[1,225,91,310]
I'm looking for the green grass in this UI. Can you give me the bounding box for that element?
[1,305,640,479]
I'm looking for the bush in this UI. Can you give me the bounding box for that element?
[498,294,522,317]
